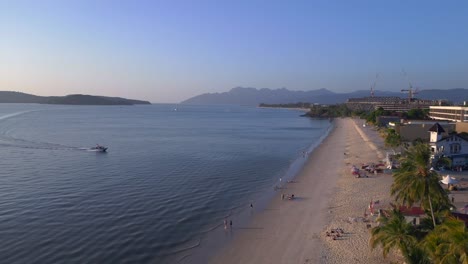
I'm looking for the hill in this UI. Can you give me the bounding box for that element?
[181,87,468,105]
[0,91,151,105]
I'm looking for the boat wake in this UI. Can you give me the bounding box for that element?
[0,111,34,121]
[0,110,106,152]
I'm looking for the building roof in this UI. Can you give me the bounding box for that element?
[428,123,445,133]
[438,133,468,143]
[399,206,425,216]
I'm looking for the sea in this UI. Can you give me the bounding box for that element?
[0,103,332,263]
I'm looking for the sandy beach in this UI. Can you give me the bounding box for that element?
[320,119,401,263]
[209,118,403,264]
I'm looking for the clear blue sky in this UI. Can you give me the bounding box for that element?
[1,0,468,103]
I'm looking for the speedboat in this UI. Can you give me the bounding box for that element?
[91,145,108,152]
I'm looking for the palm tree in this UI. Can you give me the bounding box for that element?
[423,218,468,264]
[370,209,429,263]
[391,142,451,227]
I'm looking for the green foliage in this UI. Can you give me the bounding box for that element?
[371,143,467,264]
[370,210,429,263]
[307,103,351,118]
[403,109,429,120]
[385,129,402,147]
[422,218,468,264]
[391,143,452,226]
[435,156,452,170]
[366,107,392,124]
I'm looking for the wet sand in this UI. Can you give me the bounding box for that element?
[209,118,348,264]
[209,118,404,264]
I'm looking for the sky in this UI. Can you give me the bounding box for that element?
[1,0,468,103]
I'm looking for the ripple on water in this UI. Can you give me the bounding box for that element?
[0,105,331,263]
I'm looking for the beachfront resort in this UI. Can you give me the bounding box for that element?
[210,97,468,263]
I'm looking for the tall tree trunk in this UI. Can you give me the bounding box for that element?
[428,193,436,227]
[425,176,437,228]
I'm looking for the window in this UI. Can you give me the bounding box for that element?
[450,143,461,154]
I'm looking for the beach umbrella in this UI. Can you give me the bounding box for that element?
[440,175,459,185]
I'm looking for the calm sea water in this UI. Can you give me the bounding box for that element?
[0,104,331,263]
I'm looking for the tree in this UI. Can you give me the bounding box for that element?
[385,129,401,147]
[423,218,468,264]
[391,143,451,227]
[404,109,429,120]
[434,156,452,170]
[370,209,429,263]
[366,107,390,124]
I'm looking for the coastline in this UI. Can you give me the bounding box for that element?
[207,118,401,264]
[257,106,310,112]
[175,118,334,264]
[208,119,345,263]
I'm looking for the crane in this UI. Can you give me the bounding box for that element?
[401,70,420,102]
[370,73,379,97]
[401,86,419,102]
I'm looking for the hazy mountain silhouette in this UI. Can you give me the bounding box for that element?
[0,91,151,105]
[181,87,468,105]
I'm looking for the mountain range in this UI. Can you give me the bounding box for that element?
[0,91,151,105]
[181,87,468,105]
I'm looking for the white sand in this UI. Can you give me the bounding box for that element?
[209,118,403,264]
[209,118,468,264]
[320,119,402,263]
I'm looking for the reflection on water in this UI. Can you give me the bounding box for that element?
[0,104,330,263]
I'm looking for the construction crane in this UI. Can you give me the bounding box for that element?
[401,70,420,102]
[370,73,379,97]
[401,85,419,102]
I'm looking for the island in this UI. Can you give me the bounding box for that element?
[0,91,151,105]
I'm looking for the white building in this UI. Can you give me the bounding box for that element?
[429,106,468,123]
[429,123,468,168]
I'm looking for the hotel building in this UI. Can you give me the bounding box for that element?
[429,106,468,123]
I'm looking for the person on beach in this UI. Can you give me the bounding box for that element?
[230,220,233,228]
[224,219,227,230]
[281,193,285,200]
[250,203,253,209]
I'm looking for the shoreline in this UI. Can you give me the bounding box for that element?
[173,119,335,263]
[207,118,401,264]
[207,119,345,263]
[257,106,310,112]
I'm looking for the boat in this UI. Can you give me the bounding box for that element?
[91,144,108,152]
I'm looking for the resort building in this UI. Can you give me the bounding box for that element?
[390,121,455,142]
[429,123,468,168]
[456,122,468,133]
[346,96,437,112]
[429,105,468,123]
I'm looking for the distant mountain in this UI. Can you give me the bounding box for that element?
[181,87,468,105]
[0,91,44,103]
[0,91,151,105]
[417,88,468,101]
